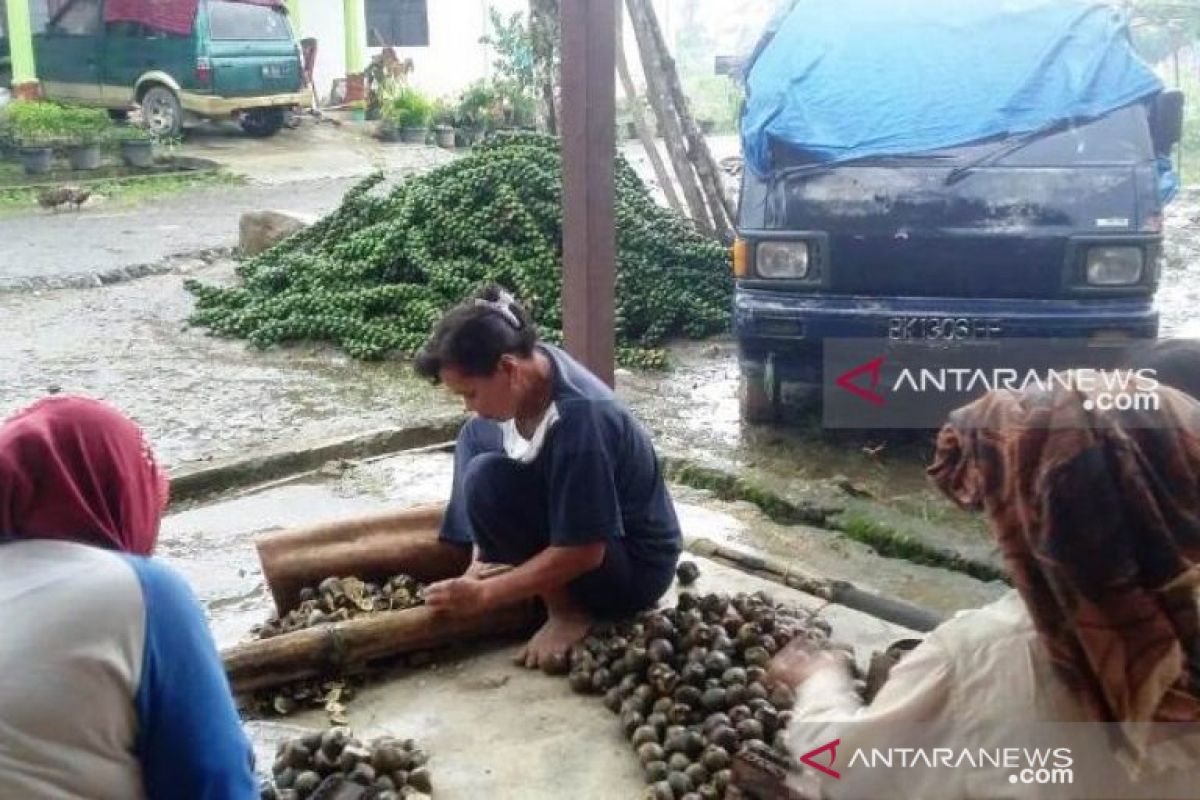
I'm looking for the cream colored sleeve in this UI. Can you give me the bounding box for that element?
[786,635,958,798]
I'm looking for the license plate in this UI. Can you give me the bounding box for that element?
[887,316,1002,341]
[262,64,286,79]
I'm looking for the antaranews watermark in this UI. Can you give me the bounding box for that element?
[822,338,1183,429]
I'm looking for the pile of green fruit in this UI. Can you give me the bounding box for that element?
[185,133,732,368]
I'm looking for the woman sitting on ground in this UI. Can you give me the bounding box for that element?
[0,396,256,800]
[770,382,1200,799]
[416,286,682,669]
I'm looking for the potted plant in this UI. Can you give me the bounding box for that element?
[454,81,498,147]
[112,125,156,168]
[347,99,367,123]
[62,105,111,171]
[381,88,433,144]
[0,101,66,174]
[432,100,456,149]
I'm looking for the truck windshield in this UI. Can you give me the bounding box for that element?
[208,1,291,40]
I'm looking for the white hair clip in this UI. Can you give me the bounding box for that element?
[474,292,523,329]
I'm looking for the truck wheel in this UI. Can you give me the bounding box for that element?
[739,363,780,424]
[240,108,285,137]
[141,86,183,138]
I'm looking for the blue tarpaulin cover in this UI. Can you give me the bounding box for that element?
[741,0,1164,176]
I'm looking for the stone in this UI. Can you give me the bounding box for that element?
[239,210,318,257]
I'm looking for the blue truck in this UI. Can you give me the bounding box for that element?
[733,0,1184,421]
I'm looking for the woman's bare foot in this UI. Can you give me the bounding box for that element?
[516,593,592,670]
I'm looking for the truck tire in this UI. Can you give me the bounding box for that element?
[739,363,780,424]
[140,85,183,138]
[240,108,285,137]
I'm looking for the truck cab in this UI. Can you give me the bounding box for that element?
[733,0,1185,422]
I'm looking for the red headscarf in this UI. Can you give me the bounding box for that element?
[0,396,169,555]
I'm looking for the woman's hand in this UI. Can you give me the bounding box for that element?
[768,637,852,692]
[424,575,491,615]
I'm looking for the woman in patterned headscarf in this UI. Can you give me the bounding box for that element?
[0,396,255,800]
[771,381,1200,799]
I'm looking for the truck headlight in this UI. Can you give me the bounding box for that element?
[756,241,810,279]
[1086,246,1143,286]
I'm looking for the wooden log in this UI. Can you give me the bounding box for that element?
[223,601,539,694]
[616,13,684,214]
[624,0,714,235]
[256,503,469,615]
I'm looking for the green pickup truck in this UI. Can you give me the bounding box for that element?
[24,0,309,137]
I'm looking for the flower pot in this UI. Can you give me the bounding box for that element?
[400,126,427,144]
[68,143,103,171]
[350,108,366,122]
[435,126,456,149]
[376,120,400,142]
[120,139,155,168]
[624,121,638,140]
[19,146,54,176]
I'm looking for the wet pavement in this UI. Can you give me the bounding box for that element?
[0,259,450,469]
[0,120,455,290]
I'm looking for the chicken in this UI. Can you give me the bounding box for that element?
[37,185,91,212]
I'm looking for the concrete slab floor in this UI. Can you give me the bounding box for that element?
[164,449,1003,653]
[245,556,917,800]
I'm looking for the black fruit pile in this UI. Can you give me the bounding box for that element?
[252,575,425,640]
[185,133,732,369]
[555,586,834,800]
[260,728,432,800]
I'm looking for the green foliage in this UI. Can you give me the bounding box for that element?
[480,7,535,91]
[1128,0,1200,40]
[185,133,733,367]
[381,87,433,129]
[454,79,535,135]
[1,100,113,147]
[108,124,154,143]
[680,73,743,135]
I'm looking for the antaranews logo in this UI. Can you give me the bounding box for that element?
[835,358,887,406]
[824,339,1169,429]
[798,738,842,779]
[795,739,1074,787]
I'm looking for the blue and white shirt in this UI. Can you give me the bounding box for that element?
[0,539,257,800]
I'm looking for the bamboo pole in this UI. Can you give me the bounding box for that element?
[624,0,713,234]
[616,18,684,213]
[640,0,734,241]
[256,504,468,615]
[223,602,538,694]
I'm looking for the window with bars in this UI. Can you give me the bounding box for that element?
[365,0,429,47]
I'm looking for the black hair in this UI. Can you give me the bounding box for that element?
[1134,339,1200,402]
[414,285,538,383]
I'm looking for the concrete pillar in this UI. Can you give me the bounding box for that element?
[286,0,303,35]
[5,0,40,98]
[343,0,365,75]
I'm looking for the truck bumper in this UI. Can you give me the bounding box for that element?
[181,88,312,116]
[735,287,1159,385]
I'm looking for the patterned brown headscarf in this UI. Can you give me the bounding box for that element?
[928,382,1200,762]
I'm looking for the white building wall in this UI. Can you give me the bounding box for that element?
[371,0,525,102]
[298,0,525,105]
[298,0,350,105]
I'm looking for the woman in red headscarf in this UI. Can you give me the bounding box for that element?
[0,396,256,800]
